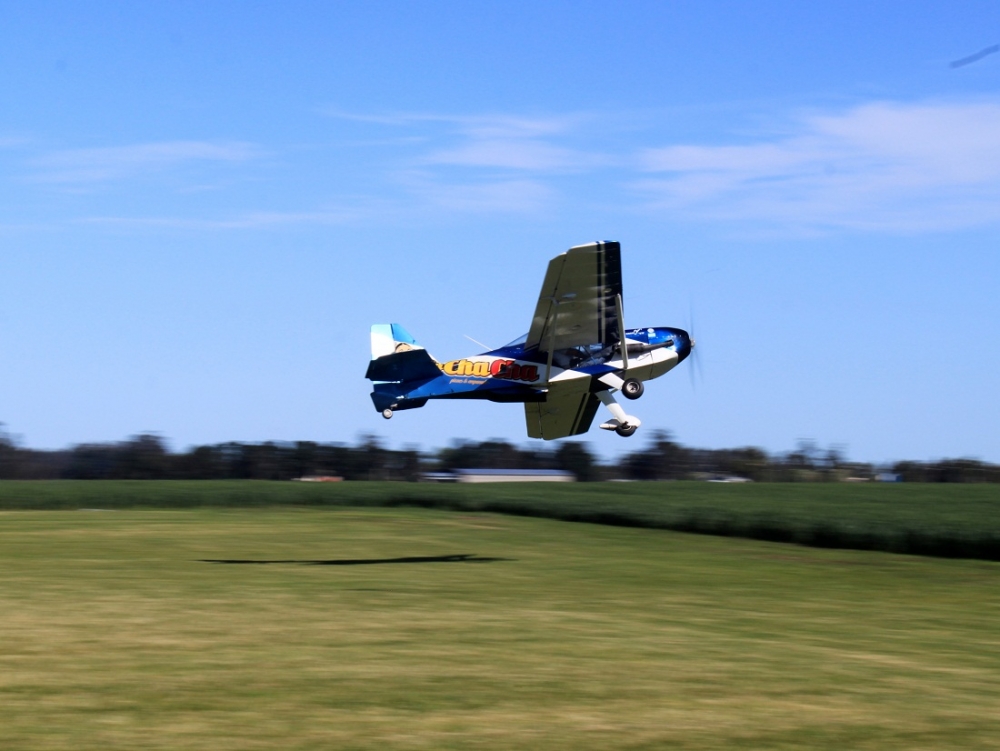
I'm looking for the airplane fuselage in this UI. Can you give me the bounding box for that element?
[370,326,691,414]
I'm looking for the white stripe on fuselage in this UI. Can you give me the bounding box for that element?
[438,346,679,389]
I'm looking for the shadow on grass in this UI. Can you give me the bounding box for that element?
[198,554,513,566]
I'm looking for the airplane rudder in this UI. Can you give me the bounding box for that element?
[370,323,422,359]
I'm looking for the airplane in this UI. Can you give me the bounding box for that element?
[364,241,694,440]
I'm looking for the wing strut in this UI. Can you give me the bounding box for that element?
[544,300,557,384]
[615,294,628,370]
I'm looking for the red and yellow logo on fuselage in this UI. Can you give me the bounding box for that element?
[440,358,539,382]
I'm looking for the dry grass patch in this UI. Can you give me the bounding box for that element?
[0,508,998,750]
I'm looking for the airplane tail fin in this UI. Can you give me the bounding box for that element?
[370,324,428,359]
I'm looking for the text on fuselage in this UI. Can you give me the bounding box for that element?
[440,359,539,382]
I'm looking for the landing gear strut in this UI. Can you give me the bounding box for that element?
[597,390,641,437]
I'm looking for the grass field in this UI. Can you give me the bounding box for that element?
[2,507,998,750]
[2,480,999,559]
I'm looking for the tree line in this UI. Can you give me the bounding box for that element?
[1,425,997,482]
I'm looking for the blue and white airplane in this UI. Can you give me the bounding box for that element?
[365,241,693,439]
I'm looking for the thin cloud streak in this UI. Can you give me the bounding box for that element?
[328,108,602,172]
[26,101,1000,232]
[31,140,260,183]
[79,173,555,228]
[636,100,1000,232]
[421,140,588,171]
[324,108,581,137]
[399,175,556,214]
[322,108,602,215]
[80,206,369,230]
[0,136,31,149]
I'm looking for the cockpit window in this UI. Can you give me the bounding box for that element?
[552,343,615,369]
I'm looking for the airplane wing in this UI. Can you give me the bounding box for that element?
[525,241,622,354]
[524,381,601,440]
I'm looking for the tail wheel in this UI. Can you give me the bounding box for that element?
[381,408,394,420]
[615,423,637,437]
[622,378,644,400]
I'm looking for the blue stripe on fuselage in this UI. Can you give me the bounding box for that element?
[372,371,543,410]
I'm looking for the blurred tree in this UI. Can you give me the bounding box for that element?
[2,428,999,483]
[555,441,597,481]
[0,423,16,479]
[118,434,170,479]
[175,445,223,479]
[63,444,118,479]
[715,447,770,482]
[622,431,692,480]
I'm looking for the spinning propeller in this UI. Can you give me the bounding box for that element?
[687,305,703,389]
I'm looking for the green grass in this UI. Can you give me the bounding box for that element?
[1,508,999,750]
[2,480,999,559]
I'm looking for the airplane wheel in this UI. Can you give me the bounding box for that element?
[622,378,644,400]
[381,408,393,420]
[616,423,637,437]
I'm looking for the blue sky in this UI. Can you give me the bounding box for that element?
[2,1,999,463]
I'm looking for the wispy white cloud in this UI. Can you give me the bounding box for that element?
[325,108,575,138]
[328,108,603,172]
[406,115,601,214]
[79,175,553,229]
[31,140,260,183]
[80,205,370,230]
[37,101,1000,232]
[635,100,1000,232]
[0,136,31,149]
[321,109,604,217]
[421,139,585,171]
[397,172,556,214]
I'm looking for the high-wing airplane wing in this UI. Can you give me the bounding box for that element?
[524,381,601,440]
[525,241,623,354]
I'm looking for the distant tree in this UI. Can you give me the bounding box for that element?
[715,447,770,482]
[621,431,692,480]
[118,434,170,479]
[438,439,514,471]
[175,445,224,479]
[0,423,17,479]
[555,441,597,481]
[289,441,319,478]
[63,443,118,479]
[355,434,391,480]
[891,458,1000,483]
[820,446,846,480]
[4,428,1000,484]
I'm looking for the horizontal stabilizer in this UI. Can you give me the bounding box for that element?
[365,349,442,383]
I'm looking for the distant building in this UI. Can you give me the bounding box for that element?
[421,472,459,483]
[423,468,575,483]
